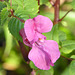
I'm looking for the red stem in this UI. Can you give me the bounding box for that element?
[38,0,40,13]
[49,0,55,6]
[10,0,25,23]
[0,0,4,1]
[58,8,73,22]
[53,0,75,61]
[53,0,60,25]
[61,55,75,61]
[18,41,29,61]
[10,9,25,23]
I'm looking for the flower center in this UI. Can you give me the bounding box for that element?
[39,38,44,42]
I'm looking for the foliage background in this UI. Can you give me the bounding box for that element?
[0,0,75,75]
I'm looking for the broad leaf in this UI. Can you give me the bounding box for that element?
[8,17,24,41]
[69,60,75,75]
[60,40,75,54]
[9,0,39,19]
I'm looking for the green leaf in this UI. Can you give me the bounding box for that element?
[0,1,6,12]
[60,40,75,54]
[61,60,75,75]
[43,24,59,43]
[0,14,1,25]
[69,60,75,75]
[59,30,67,41]
[36,66,54,75]
[61,66,70,75]
[8,17,24,41]
[70,55,75,59]
[46,2,52,8]
[62,40,75,46]
[40,0,49,5]
[10,0,39,19]
[71,0,75,9]
[3,24,13,57]
[29,61,38,70]
[1,7,10,25]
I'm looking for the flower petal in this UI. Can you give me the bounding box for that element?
[19,28,32,47]
[34,15,53,33]
[24,19,35,41]
[32,32,46,43]
[28,44,53,70]
[42,40,60,63]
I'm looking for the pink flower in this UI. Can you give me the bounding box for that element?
[19,15,60,70]
[24,15,53,43]
[19,29,60,70]
[28,39,60,70]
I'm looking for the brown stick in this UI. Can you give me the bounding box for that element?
[53,0,60,25]
[10,0,12,6]
[0,0,4,1]
[18,41,29,61]
[61,55,75,61]
[52,0,74,61]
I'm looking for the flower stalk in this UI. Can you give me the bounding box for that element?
[53,0,60,25]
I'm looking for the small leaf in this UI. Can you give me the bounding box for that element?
[60,40,75,54]
[8,17,24,41]
[70,55,75,59]
[36,66,54,75]
[29,61,38,70]
[1,7,10,25]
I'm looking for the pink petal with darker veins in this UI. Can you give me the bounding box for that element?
[24,19,35,41]
[42,40,60,63]
[31,32,46,44]
[34,15,53,33]
[19,28,32,47]
[28,44,54,70]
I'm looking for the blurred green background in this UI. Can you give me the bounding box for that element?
[0,0,75,75]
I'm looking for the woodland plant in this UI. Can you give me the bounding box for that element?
[0,0,75,75]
